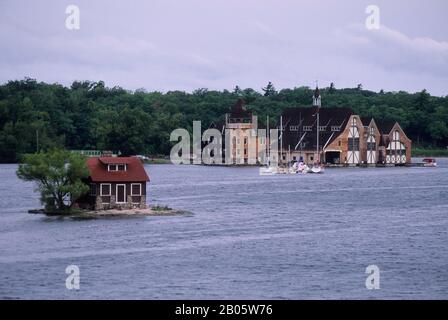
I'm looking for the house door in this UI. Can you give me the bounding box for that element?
[116,184,126,203]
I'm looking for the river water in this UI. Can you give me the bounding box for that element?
[0,158,447,299]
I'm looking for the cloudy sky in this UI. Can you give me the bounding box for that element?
[1,0,447,95]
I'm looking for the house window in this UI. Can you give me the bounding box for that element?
[89,183,97,196]
[319,126,327,132]
[244,137,248,145]
[131,183,142,196]
[108,164,126,171]
[237,138,240,144]
[303,126,312,132]
[290,125,298,131]
[100,184,111,196]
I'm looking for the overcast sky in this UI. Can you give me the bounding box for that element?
[1,0,447,95]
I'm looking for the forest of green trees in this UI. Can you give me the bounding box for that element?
[0,78,447,163]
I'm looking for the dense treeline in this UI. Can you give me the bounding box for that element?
[0,78,447,162]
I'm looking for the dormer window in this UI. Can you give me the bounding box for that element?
[108,164,126,171]
[303,126,312,132]
[331,126,341,132]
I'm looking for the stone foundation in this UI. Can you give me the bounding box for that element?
[94,195,147,210]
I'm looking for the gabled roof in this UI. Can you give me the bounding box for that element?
[361,117,373,127]
[375,120,396,134]
[280,107,354,151]
[87,157,150,182]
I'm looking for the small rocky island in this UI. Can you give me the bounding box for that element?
[29,205,189,219]
[18,150,188,219]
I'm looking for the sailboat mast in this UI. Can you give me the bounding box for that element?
[288,145,291,170]
[316,111,319,164]
[280,115,283,165]
[267,115,270,165]
[299,112,303,159]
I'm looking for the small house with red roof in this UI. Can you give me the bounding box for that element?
[76,156,150,210]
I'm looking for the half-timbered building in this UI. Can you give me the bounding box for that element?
[279,87,412,165]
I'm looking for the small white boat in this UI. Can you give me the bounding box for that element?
[259,166,278,175]
[423,158,437,167]
[310,165,324,174]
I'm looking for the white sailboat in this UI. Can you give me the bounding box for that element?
[309,84,324,174]
[259,115,279,175]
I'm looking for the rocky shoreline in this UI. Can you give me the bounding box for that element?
[28,206,189,219]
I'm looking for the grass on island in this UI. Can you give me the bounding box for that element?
[151,205,172,211]
[412,147,448,157]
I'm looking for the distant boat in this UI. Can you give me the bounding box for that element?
[259,166,278,175]
[133,155,150,162]
[260,115,282,175]
[289,161,319,174]
[422,158,437,167]
[310,165,324,174]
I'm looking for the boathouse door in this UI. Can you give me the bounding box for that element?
[116,184,126,203]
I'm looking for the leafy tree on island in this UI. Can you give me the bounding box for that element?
[16,149,89,213]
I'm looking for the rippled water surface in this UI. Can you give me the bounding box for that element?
[1,158,447,299]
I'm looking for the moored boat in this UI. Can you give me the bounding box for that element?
[422,158,437,167]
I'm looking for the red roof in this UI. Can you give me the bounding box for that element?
[86,157,150,182]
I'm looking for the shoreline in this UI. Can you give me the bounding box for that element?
[28,206,190,219]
